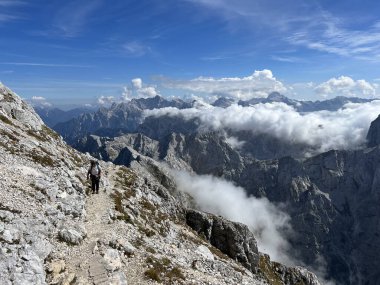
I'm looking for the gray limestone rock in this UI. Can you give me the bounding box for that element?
[58,227,86,245]
[109,238,136,256]
[103,248,122,272]
[109,271,128,285]
[186,209,259,272]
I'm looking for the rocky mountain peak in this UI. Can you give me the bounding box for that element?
[267,91,287,101]
[212,97,235,108]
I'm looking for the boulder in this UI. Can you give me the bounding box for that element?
[58,227,86,245]
[186,209,259,272]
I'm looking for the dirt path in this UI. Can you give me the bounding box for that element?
[64,165,120,284]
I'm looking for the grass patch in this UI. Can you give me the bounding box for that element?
[27,129,45,141]
[0,141,17,154]
[179,230,206,247]
[146,247,156,254]
[145,256,185,283]
[0,130,20,143]
[140,226,156,237]
[0,114,12,125]
[0,203,22,214]
[111,191,124,213]
[27,126,61,142]
[116,212,134,224]
[258,254,293,285]
[111,190,135,224]
[208,245,229,260]
[41,125,60,140]
[2,92,15,102]
[167,267,185,281]
[131,238,144,249]
[145,268,161,282]
[141,199,156,212]
[29,182,48,196]
[115,167,136,189]
[30,152,56,167]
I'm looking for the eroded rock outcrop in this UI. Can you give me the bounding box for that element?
[186,209,259,272]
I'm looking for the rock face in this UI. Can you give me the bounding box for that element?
[186,210,320,285]
[367,114,380,147]
[186,209,260,272]
[0,84,322,284]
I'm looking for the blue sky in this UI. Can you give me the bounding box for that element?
[1,0,380,106]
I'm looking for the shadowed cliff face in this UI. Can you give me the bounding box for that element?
[367,115,380,147]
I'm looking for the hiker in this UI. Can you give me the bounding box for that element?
[87,160,101,194]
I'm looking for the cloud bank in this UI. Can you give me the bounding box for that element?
[145,100,380,153]
[160,69,286,101]
[172,170,292,263]
[158,70,379,101]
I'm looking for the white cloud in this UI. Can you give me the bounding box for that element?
[97,95,115,106]
[30,96,52,107]
[225,135,245,149]
[172,170,292,263]
[315,76,376,98]
[131,78,142,89]
[145,100,380,154]
[160,69,287,100]
[122,78,159,100]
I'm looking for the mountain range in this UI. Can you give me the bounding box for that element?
[0,85,325,284]
[46,91,380,285]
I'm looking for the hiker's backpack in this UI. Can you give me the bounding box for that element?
[91,163,100,176]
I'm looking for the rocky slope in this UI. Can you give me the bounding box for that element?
[0,84,321,284]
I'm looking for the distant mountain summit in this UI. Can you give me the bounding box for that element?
[212,97,235,108]
[34,106,95,128]
[53,95,192,144]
